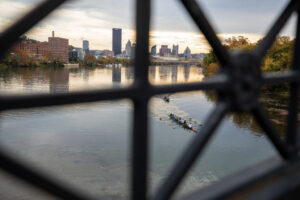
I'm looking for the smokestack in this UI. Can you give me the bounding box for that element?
[52,31,54,37]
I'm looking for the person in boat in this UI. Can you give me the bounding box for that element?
[188,123,192,129]
[163,96,170,102]
[179,118,182,123]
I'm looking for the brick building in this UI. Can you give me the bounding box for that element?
[48,31,69,63]
[14,31,69,63]
[15,41,51,59]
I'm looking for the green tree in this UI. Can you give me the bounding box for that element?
[203,50,217,66]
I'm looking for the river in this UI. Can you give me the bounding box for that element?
[0,65,285,199]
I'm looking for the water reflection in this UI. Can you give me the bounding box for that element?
[112,66,121,87]
[0,65,279,199]
[49,69,69,93]
[203,89,291,137]
[0,65,204,94]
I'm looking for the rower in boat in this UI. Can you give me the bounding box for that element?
[163,95,170,102]
[169,113,197,132]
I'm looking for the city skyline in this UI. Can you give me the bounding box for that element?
[0,0,296,53]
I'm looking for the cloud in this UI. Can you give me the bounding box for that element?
[0,0,296,53]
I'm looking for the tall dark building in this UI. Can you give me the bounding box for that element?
[112,28,122,56]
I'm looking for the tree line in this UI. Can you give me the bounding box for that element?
[202,36,294,93]
[203,36,294,75]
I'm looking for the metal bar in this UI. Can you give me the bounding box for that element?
[0,0,68,58]
[286,7,300,148]
[153,102,229,200]
[0,149,93,200]
[150,74,229,94]
[131,0,151,199]
[253,0,298,62]
[180,0,231,66]
[253,104,293,159]
[132,99,149,200]
[182,157,283,200]
[0,87,138,111]
[263,71,300,84]
[0,75,227,112]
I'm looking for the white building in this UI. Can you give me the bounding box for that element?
[184,46,192,60]
[125,40,132,57]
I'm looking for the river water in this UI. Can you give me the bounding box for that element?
[0,65,282,199]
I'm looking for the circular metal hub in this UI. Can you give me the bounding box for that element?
[225,52,262,112]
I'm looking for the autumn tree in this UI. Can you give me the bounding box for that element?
[84,54,97,66]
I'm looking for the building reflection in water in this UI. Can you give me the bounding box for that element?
[159,66,170,82]
[171,65,178,83]
[49,68,69,93]
[149,66,156,82]
[82,69,90,81]
[184,65,190,82]
[124,66,134,82]
[112,66,121,87]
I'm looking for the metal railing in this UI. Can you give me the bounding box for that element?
[0,0,300,199]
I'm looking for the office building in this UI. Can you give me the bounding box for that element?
[125,40,132,57]
[48,31,69,63]
[172,45,179,56]
[167,48,172,55]
[14,31,69,63]
[159,45,168,56]
[15,40,50,60]
[184,46,192,59]
[75,48,85,60]
[112,28,122,55]
[69,50,78,61]
[83,40,89,54]
[151,45,156,56]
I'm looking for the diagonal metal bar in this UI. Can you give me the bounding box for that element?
[263,71,300,84]
[180,0,231,66]
[0,149,93,200]
[253,0,298,63]
[153,102,229,200]
[131,0,151,199]
[286,7,300,148]
[182,157,283,200]
[0,0,68,58]
[253,104,293,159]
[0,87,138,111]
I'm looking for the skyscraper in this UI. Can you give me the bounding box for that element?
[159,45,168,56]
[184,46,192,59]
[112,28,122,56]
[172,45,179,56]
[125,40,131,57]
[151,45,156,56]
[83,40,89,54]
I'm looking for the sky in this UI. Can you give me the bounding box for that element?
[0,0,296,53]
